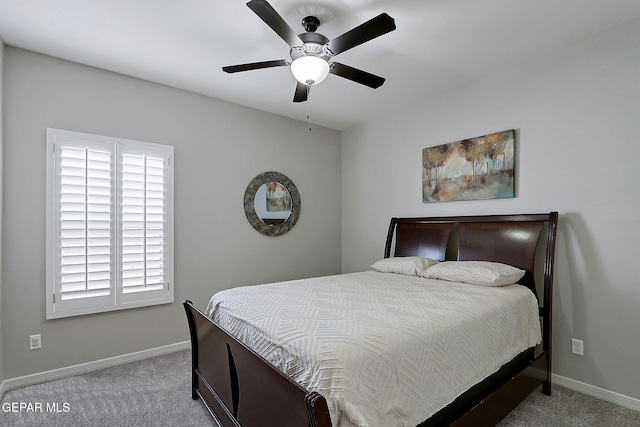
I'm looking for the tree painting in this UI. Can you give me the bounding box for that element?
[422,130,515,203]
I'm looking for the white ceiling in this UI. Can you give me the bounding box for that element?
[2,1,640,131]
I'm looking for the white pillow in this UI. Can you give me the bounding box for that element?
[371,256,440,276]
[419,261,525,286]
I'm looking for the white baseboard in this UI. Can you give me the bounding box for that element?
[553,374,640,412]
[0,341,190,398]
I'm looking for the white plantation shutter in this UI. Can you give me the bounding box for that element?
[59,145,114,301]
[47,129,174,319]
[54,142,115,310]
[119,149,169,302]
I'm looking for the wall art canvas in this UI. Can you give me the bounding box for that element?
[422,129,515,203]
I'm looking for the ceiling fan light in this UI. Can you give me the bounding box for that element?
[291,56,329,86]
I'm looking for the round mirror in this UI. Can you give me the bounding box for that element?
[244,171,300,236]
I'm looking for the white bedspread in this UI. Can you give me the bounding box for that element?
[205,271,541,427]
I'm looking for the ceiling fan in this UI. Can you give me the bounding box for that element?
[222,0,396,102]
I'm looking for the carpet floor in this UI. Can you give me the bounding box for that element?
[1,350,638,426]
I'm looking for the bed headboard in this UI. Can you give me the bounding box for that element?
[384,213,558,297]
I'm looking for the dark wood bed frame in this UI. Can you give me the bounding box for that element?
[184,212,558,427]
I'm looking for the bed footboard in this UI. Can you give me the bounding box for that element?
[184,300,332,427]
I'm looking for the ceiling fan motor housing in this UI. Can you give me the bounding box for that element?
[290,32,331,61]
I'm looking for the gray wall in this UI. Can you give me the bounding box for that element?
[341,19,640,400]
[2,47,342,378]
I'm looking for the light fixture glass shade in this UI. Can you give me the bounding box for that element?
[290,56,330,86]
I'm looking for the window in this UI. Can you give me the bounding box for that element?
[46,129,174,319]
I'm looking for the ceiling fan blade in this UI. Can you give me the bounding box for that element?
[222,59,289,73]
[293,82,309,103]
[326,13,396,56]
[329,62,385,89]
[247,0,304,47]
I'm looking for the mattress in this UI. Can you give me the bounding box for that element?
[206,271,541,427]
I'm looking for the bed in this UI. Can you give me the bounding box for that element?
[184,212,558,426]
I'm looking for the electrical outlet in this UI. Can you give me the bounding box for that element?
[571,338,584,356]
[29,334,42,350]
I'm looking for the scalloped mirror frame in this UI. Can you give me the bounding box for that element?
[244,171,301,236]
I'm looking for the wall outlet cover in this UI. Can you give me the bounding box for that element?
[30,334,42,350]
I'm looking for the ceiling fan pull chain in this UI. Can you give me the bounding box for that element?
[307,85,312,131]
